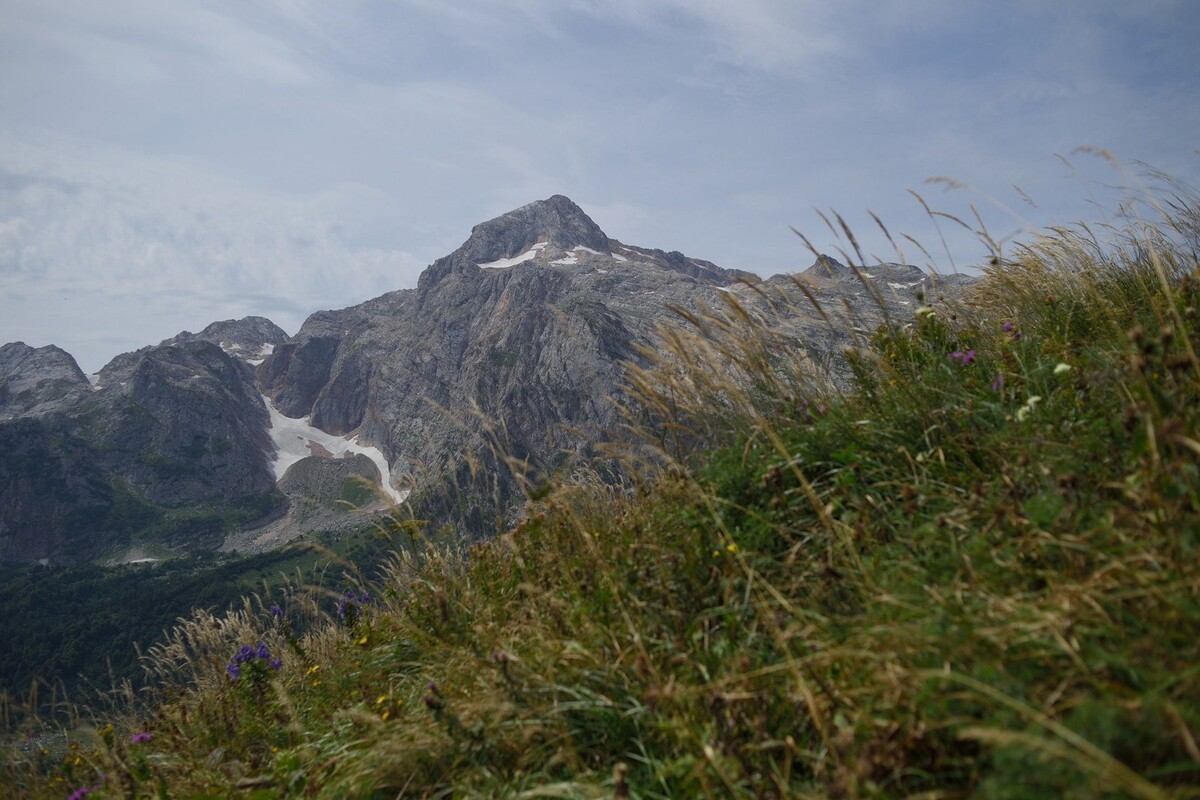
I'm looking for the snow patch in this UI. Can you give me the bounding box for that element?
[553,246,605,266]
[611,253,628,262]
[479,241,547,269]
[88,373,102,390]
[595,269,608,274]
[263,397,408,504]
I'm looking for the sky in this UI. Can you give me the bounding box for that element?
[1,1,1198,373]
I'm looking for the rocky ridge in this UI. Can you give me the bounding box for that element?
[0,196,974,563]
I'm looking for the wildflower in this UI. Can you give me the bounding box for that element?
[949,349,976,365]
[270,604,284,619]
[306,664,321,676]
[376,694,389,706]
[1016,395,1042,422]
[915,306,935,318]
[130,732,152,745]
[358,634,370,647]
[725,542,739,554]
[269,658,283,670]
[1054,362,1073,375]
[992,373,1004,392]
[1002,321,1014,332]
[256,642,270,660]
[226,663,241,681]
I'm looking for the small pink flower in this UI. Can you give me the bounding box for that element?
[130,732,152,744]
[949,349,976,365]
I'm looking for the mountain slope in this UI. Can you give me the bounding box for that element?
[0,196,964,561]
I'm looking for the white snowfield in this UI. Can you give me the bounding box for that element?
[244,343,276,366]
[478,241,548,269]
[263,396,408,504]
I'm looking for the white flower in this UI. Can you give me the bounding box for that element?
[1054,362,1073,375]
[1016,395,1042,422]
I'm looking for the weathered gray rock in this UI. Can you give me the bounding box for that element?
[0,342,92,419]
[0,329,284,563]
[163,316,289,362]
[260,197,782,533]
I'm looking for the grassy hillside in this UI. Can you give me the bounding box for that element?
[5,185,1200,798]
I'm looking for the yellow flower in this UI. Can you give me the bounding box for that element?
[358,634,370,646]
[381,710,391,721]
[726,542,739,554]
[376,694,389,706]
[306,664,321,676]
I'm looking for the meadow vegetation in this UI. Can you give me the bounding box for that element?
[5,171,1200,798]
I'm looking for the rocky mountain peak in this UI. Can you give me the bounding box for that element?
[419,196,611,291]
[0,341,90,418]
[458,195,611,265]
[801,254,851,279]
[163,316,290,364]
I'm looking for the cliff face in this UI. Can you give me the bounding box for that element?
[257,196,762,522]
[0,335,283,563]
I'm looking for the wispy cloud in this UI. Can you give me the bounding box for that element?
[0,131,423,370]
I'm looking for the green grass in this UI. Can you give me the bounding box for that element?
[6,182,1200,798]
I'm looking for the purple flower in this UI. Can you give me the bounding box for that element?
[949,349,976,365]
[235,644,254,664]
[256,642,270,660]
[67,788,92,800]
[992,373,1004,392]
[1002,321,1014,332]
[130,732,152,744]
[270,604,284,619]
[359,592,371,604]
[269,658,283,670]
[227,663,241,681]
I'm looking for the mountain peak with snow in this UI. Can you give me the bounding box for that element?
[460,195,611,265]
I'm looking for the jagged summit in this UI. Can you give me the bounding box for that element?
[162,316,290,365]
[0,341,90,418]
[458,195,611,265]
[419,195,612,290]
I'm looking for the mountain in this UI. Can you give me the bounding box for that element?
[0,196,971,563]
[0,338,281,563]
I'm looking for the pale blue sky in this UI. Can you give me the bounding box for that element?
[1,0,1197,372]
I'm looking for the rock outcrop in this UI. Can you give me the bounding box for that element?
[0,326,283,563]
